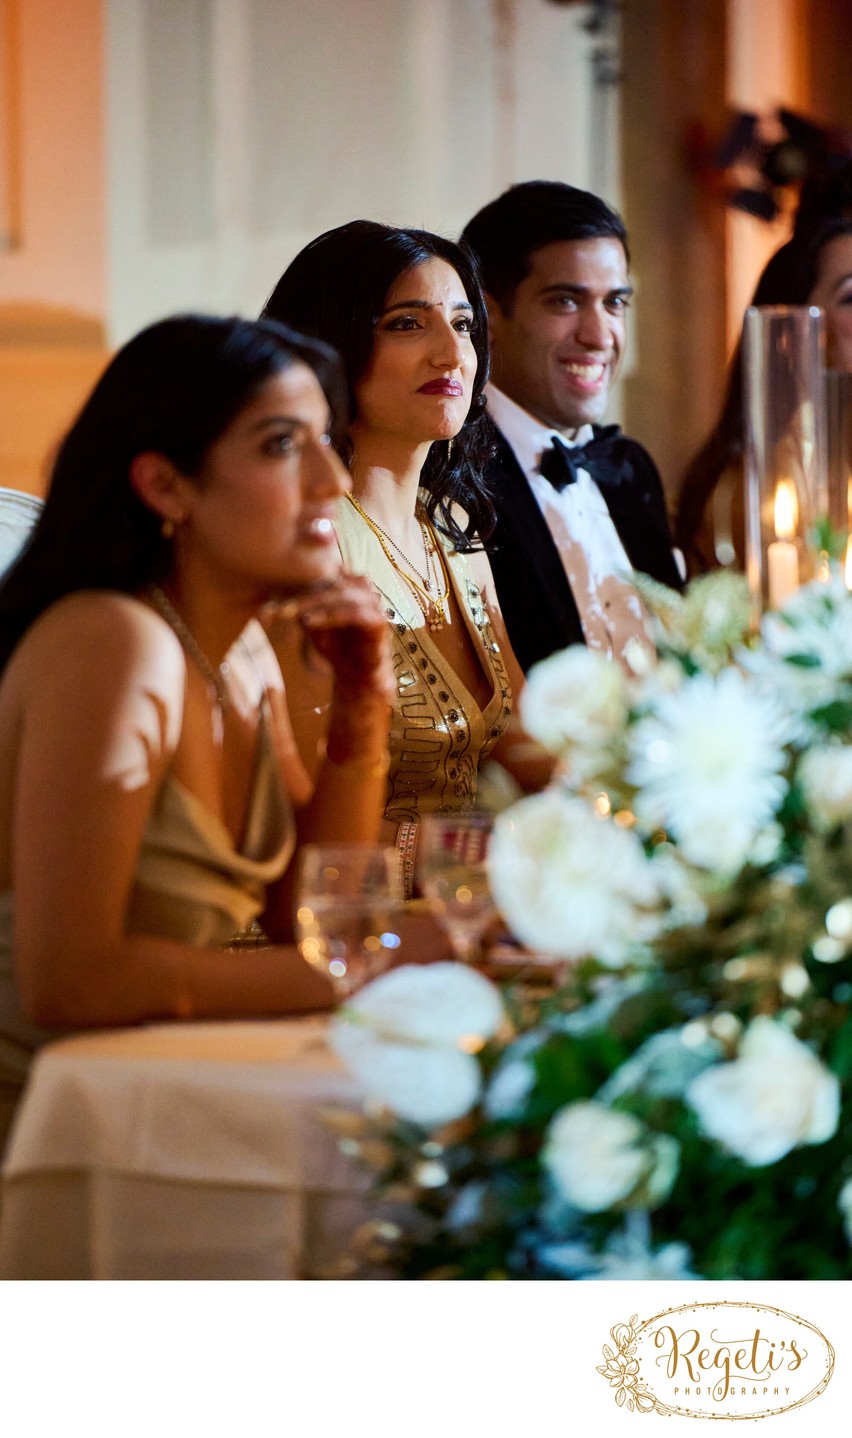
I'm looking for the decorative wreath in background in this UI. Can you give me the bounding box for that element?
[693,106,852,225]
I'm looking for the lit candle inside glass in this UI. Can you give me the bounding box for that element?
[847,475,852,589]
[767,479,799,609]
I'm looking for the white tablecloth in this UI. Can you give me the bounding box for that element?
[0,1018,371,1280]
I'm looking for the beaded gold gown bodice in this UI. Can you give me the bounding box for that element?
[335,500,512,823]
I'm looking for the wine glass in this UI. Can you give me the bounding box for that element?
[294,844,403,999]
[415,812,497,965]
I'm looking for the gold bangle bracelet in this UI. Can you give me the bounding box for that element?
[322,751,391,782]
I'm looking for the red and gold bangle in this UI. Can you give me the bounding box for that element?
[396,818,419,901]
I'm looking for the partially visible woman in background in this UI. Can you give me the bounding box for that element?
[0,314,395,1147]
[263,222,548,895]
[676,176,852,576]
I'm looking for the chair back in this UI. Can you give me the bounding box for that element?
[0,489,42,578]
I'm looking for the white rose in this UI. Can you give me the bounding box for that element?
[488,789,659,966]
[542,1101,678,1212]
[799,745,852,830]
[330,963,504,1128]
[520,646,627,777]
[687,1016,840,1166]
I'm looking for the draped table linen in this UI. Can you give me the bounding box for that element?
[0,1017,369,1279]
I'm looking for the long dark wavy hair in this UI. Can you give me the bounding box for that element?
[261,220,495,549]
[0,314,347,673]
[675,214,852,570]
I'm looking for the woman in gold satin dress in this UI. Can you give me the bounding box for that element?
[0,314,396,1147]
[263,223,546,892]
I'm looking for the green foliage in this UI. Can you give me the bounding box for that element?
[331,573,852,1280]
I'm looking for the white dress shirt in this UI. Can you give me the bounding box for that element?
[486,383,651,663]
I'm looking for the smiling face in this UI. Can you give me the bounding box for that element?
[487,236,631,433]
[350,257,478,451]
[182,362,348,598]
[809,233,852,370]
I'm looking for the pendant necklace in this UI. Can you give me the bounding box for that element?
[347,495,449,631]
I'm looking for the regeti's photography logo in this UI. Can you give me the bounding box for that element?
[597,1301,834,1420]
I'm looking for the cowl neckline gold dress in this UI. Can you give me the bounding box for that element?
[0,698,294,1151]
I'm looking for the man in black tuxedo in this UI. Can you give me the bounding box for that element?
[461,181,682,674]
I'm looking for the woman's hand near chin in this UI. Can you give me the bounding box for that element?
[262,572,394,754]
[260,574,395,933]
[297,573,394,703]
[296,573,395,767]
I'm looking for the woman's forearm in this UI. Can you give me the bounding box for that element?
[20,931,333,1030]
[261,688,392,939]
[296,687,391,843]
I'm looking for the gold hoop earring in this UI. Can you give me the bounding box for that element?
[161,518,175,539]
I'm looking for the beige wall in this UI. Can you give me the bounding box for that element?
[0,0,109,496]
[620,0,729,498]
[106,0,604,342]
[2,0,602,494]
[726,0,810,352]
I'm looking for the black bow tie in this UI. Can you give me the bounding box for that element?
[538,436,586,491]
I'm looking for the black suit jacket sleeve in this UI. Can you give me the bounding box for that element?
[592,432,683,593]
[483,425,682,675]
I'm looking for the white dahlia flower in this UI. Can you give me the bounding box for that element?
[760,575,852,677]
[748,577,852,723]
[627,668,791,873]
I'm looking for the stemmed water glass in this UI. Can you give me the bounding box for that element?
[294,844,403,1000]
[415,812,497,965]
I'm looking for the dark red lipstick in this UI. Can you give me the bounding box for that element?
[418,379,464,396]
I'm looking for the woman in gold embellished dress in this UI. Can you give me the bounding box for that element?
[263,223,546,891]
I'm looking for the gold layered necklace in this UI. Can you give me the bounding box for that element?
[347,494,449,631]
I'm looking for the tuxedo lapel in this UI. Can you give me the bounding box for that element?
[484,428,586,670]
[488,432,574,596]
[584,431,683,590]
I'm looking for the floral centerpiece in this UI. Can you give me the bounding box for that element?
[328,570,852,1280]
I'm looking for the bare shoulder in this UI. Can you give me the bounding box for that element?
[17,590,182,671]
[6,590,187,721]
